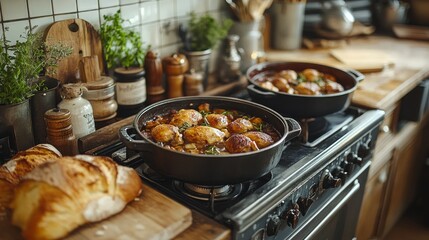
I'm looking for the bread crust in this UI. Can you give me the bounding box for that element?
[10,155,143,240]
[0,144,62,209]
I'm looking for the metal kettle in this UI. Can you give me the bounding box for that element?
[320,0,355,37]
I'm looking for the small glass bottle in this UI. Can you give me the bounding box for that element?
[185,69,204,96]
[58,84,95,139]
[219,34,242,83]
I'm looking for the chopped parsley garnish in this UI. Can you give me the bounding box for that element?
[205,145,220,155]
[253,122,265,132]
[179,122,191,132]
[199,110,210,117]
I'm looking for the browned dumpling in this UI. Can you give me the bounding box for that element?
[243,131,274,148]
[278,70,298,82]
[198,103,210,112]
[302,68,321,82]
[205,114,229,129]
[271,77,292,93]
[151,124,183,145]
[260,81,279,92]
[228,118,253,134]
[170,109,202,127]
[183,126,225,145]
[225,134,254,153]
[324,80,344,93]
[295,82,321,95]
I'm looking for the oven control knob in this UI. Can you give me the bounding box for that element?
[297,197,314,216]
[358,140,371,158]
[322,170,342,189]
[342,160,354,173]
[266,215,281,236]
[347,152,363,166]
[280,203,300,229]
[333,167,348,183]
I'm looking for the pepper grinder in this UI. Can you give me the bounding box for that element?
[163,53,189,98]
[144,50,165,104]
[44,108,78,156]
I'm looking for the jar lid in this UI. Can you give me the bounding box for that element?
[114,67,145,80]
[44,108,71,120]
[83,76,114,90]
[60,83,85,99]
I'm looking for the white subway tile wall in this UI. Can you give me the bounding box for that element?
[0,0,229,60]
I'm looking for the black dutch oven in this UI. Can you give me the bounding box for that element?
[246,61,364,119]
[119,96,301,185]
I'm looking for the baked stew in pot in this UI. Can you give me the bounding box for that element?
[141,103,281,154]
[257,68,344,95]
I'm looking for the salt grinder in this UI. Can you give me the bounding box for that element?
[163,53,189,98]
[144,50,165,104]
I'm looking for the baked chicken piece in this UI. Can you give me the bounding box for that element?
[243,131,274,148]
[260,81,279,92]
[278,70,298,85]
[225,134,258,153]
[271,77,295,94]
[150,124,184,145]
[302,68,321,82]
[170,109,202,127]
[228,118,254,134]
[205,114,229,129]
[324,80,344,93]
[295,82,321,95]
[183,126,225,145]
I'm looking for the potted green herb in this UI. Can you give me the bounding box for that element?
[100,10,149,116]
[180,12,233,90]
[100,10,146,71]
[0,27,72,151]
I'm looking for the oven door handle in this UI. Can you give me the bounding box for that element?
[305,179,361,240]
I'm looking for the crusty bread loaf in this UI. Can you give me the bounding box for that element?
[0,144,62,209]
[10,155,143,240]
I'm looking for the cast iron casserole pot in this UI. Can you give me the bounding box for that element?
[119,96,301,185]
[246,61,365,119]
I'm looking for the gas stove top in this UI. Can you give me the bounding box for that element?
[93,91,385,239]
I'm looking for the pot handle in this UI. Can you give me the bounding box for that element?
[347,69,365,82]
[119,125,152,152]
[284,117,302,142]
[247,84,276,97]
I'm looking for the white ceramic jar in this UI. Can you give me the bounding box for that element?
[58,84,95,139]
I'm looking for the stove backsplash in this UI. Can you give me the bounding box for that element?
[0,0,227,59]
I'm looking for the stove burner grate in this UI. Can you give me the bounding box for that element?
[174,182,243,202]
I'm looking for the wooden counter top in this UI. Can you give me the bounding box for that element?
[265,35,429,110]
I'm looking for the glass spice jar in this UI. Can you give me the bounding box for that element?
[82,76,118,122]
[114,67,146,116]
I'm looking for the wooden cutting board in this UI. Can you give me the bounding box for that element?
[44,18,106,84]
[265,48,395,73]
[0,183,192,240]
[329,49,396,72]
